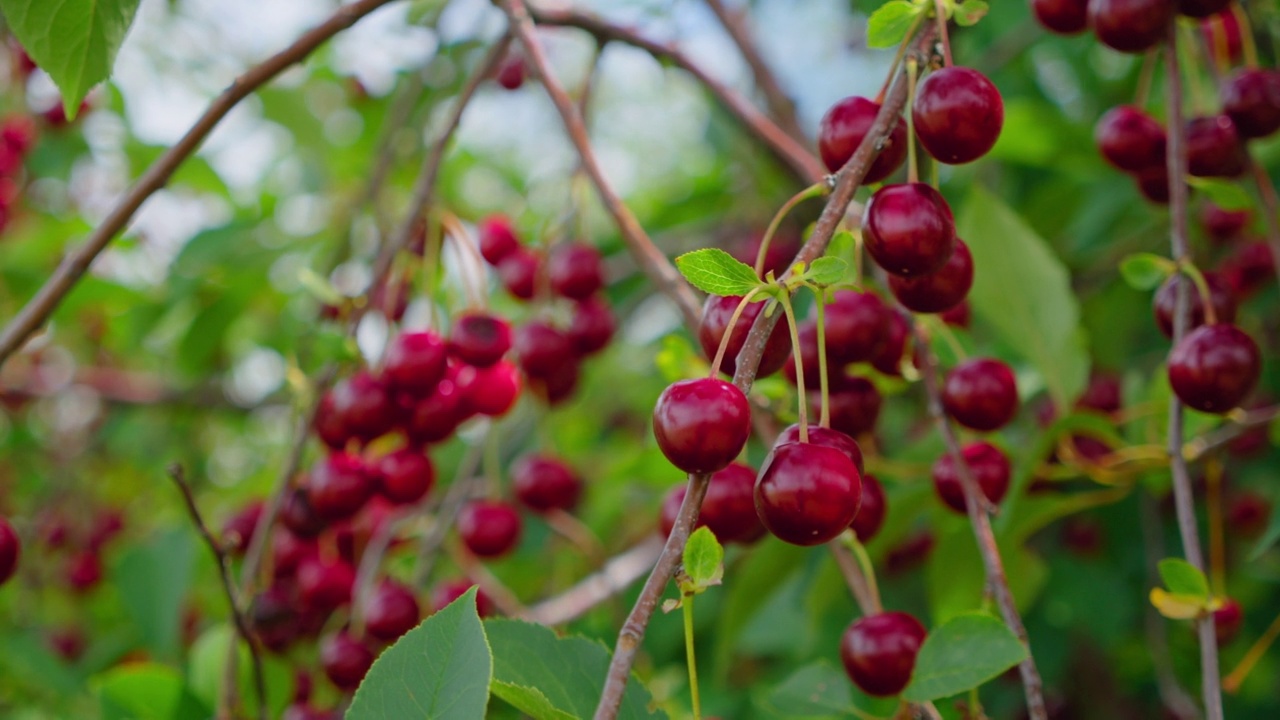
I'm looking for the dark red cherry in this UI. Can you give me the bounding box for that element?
[755,441,861,546]
[66,550,103,592]
[0,516,19,586]
[660,462,765,544]
[850,473,887,541]
[942,358,1019,431]
[782,320,823,389]
[48,626,87,662]
[512,455,583,514]
[567,297,616,356]
[320,631,374,691]
[306,453,374,521]
[1076,373,1123,415]
[1186,115,1247,178]
[373,447,434,505]
[888,238,973,313]
[823,376,884,438]
[1135,163,1172,204]
[271,528,317,579]
[912,67,1004,164]
[652,378,752,474]
[1153,273,1238,338]
[88,511,124,551]
[1178,0,1231,17]
[1088,0,1173,53]
[329,371,397,444]
[1095,105,1167,172]
[1222,69,1280,139]
[455,360,522,417]
[1214,598,1243,645]
[364,580,421,641]
[497,250,540,300]
[547,242,604,299]
[817,96,908,181]
[1200,202,1250,242]
[871,312,910,376]
[450,313,512,367]
[1031,0,1090,33]
[314,391,351,449]
[824,290,889,364]
[1220,241,1275,297]
[513,321,575,379]
[281,487,328,538]
[1168,323,1261,413]
[536,358,581,405]
[840,612,927,697]
[478,215,520,264]
[496,55,526,91]
[458,500,522,559]
[431,580,496,616]
[297,557,356,613]
[405,375,471,444]
[699,295,791,378]
[862,183,956,277]
[931,442,1012,513]
[221,502,263,557]
[777,423,865,476]
[250,585,300,652]
[383,332,448,398]
[1227,492,1271,539]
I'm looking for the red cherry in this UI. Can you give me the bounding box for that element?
[513,321,575,379]
[250,585,300,652]
[0,516,19,586]
[1135,163,1172,204]
[512,455,583,514]
[364,580,421,641]
[1095,105,1167,172]
[456,360,522,417]
[405,375,472,444]
[1226,492,1271,539]
[888,238,973,313]
[755,441,862,546]
[536,358,582,405]
[912,67,1004,164]
[1152,273,1237,338]
[458,500,522,559]
[1222,69,1280,139]
[66,550,103,593]
[698,295,791,378]
[1220,241,1275,297]
[383,332,448,398]
[329,371,397,445]
[1088,0,1174,53]
[1201,11,1243,65]
[1031,0,1090,34]
[823,375,884,438]
[1076,373,1123,415]
[1200,202,1250,242]
[850,473,887,542]
[314,391,351,449]
[547,242,604,299]
[776,423,865,476]
[281,487,328,538]
[567,297,616,356]
[870,311,910,376]
[297,557,356,613]
[450,313,513,367]
[0,114,37,154]
[271,528,317,579]
[497,250,540,300]
[88,511,125,551]
[1168,323,1261,413]
[862,183,956,277]
[942,358,1019,431]
[221,502,264,557]
[931,442,1012,513]
[320,631,374,691]
[373,447,434,505]
[652,378,752,474]
[1213,598,1243,645]
[1186,115,1248,178]
[941,301,971,328]
[840,612,927,696]
[662,462,767,544]
[478,215,520,265]
[817,96,908,181]
[431,580,496,617]
[496,55,526,91]
[824,290,889,364]
[306,453,374,521]
[48,626,87,662]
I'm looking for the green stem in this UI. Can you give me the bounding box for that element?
[1232,3,1259,69]
[813,288,832,429]
[778,292,809,443]
[755,183,828,277]
[1179,262,1218,325]
[683,593,701,720]
[906,59,920,185]
[709,287,767,377]
[849,535,882,613]
[969,685,981,719]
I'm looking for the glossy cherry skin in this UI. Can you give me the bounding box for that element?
[383,332,448,398]
[1222,69,1280,139]
[942,358,1019,431]
[271,528,317,579]
[329,371,397,444]
[1178,0,1231,17]
[478,215,520,264]
[699,295,791,378]
[1152,273,1237,338]
[431,580,496,617]
[1031,0,1090,34]
[568,297,616,356]
[824,290,889,363]
[1095,105,1166,172]
[777,423,865,476]
[840,612,927,697]
[862,183,956,277]
[822,376,884,438]
[297,557,356,613]
[405,375,471,444]
[512,455,583,514]
[547,242,604,299]
[850,473,887,541]
[1221,242,1276,297]
[320,631,374,691]
[1076,373,1123,415]
[0,516,19,586]
[313,391,351,449]
[931,442,1012,513]
[871,311,910,376]
[817,96,908,181]
[912,67,1004,164]
[653,378,752,474]
[514,321,575,379]
[755,442,862,546]
[1200,202,1250,242]
[306,453,375,521]
[1186,115,1248,178]
[281,487,328,538]
[1214,598,1243,645]
[497,250,540,301]
[888,238,973,313]
[449,313,512,368]
[660,462,765,544]
[364,580,421,641]
[1088,0,1174,53]
[373,447,434,505]
[458,500,522,558]
[1168,324,1261,413]
[1135,163,1171,204]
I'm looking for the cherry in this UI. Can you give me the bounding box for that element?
[88,511,125,551]
[755,441,861,546]
[1152,273,1238,338]
[1222,69,1280,139]
[652,378,752,474]
[1200,202,1250,242]
[1135,164,1172,204]
[699,295,791,378]
[824,290,889,364]
[320,631,374,691]
[1088,0,1173,53]
[513,321,575,379]
[450,313,512,367]
[478,215,520,264]
[888,238,973,313]
[885,532,936,574]
[458,500,522,558]
[497,249,540,300]
[249,585,300,651]
[777,423,864,475]
[1227,492,1271,539]
[840,612,927,697]
[1168,323,1261,413]
[281,487,328,538]
[1178,0,1231,17]
[405,374,471,444]
[1031,0,1090,34]
[1186,115,1247,178]
[383,332,448,398]
[1201,11,1242,65]
[871,311,910,376]
[1076,373,1123,415]
[862,183,956,277]
[823,375,884,438]
[373,447,434,505]
[660,462,766,545]
[0,516,19,585]
[221,501,263,556]
[1220,241,1275,297]
[298,557,356,613]
[547,242,604,299]
[942,357,1019,431]
[1213,598,1243,645]
[496,54,526,91]
[568,297,616,356]
[306,453,374,521]
[314,391,351,449]
[913,67,1004,164]
[271,528,317,579]
[850,473,887,542]
[48,627,87,662]
[328,371,397,444]
[364,580,421,641]
[1060,516,1105,557]
[431,580,496,617]
[1095,106,1166,172]
[512,455,583,514]
[536,358,582,405]
[931,442,1012,513]
[66,550,103,593]
[455,360,522,417]
[816,96,908,181]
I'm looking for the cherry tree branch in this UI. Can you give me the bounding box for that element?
[522,535,665,625]
[703,0,805,144]
[0,0,403,369]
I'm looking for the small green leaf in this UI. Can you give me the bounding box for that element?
[1119,253,1176,290]
[1187,176,1253,211]
[682,526,725,594]
[805,257,849,287]
[902,613,1029,701]
[674,248,764,296]
[1149,588,1212,620]
[1158,558,1210,598]
[758,661,856,717]
[867,0,924,49]
[826,230,857,260]
[953,0,989,26]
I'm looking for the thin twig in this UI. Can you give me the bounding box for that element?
[703,0,805,144]
[522,535,665,625]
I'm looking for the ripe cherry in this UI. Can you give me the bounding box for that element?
[942,358,1019,431]
[823,375,884,438]
[1220,241,1275,297]
[777,423,864,475]
[1200,202,1249,242]
[888,238,973,313]
[497,250,540,300]
[281,487,328,538]
[1135,164,1172,204]
[547,242,604,299]
[431,580,496,616]
[1214,598,1243,645]
[1178,0,1231,17]
[699,295,791,378]
[297,557,356,613]
[871,312,910,376]
[250,585,300,652]
[1095,106,1166,172]
[496,55,526,91]
[653,378,752,474]
[405,374,471,444]
[478,215,520,264]
[817,96,907,181]
[1186,115,1247,178]
[364,580,421,641]
[536,358,582,405]
[450,313,512,367]
[271,528,317,579]
[458,500,522,558]
[458,360,522,417]
[383,332,448,398]
[66,550,103,593]
[1076,373,1123,415]
[912,67,1004,164]
[755,441,861,546]
[513,321,575,379]
[1168,323,1261,413]
[221,501,263,557]
[862,183,956,277]
[568,297,616,356]
[824,290,889,364]
[840,612,927,697]
[1152,273,1237,338]
[1088,0,1173,53]
[512,455,583,514]
[1201,10,1243,65]
[1221,69,1280,139]
[1227,492,1271,539]
[932,442,1012,513]
[1031,0,1089,34]
[314,391,351,449]
[373,447,434,505]
[328,371,397,445]
[0,516,19,586]
[306,453,374,521]
[320,631,374,691]
[660,462,765,545]
[850,473,887,542]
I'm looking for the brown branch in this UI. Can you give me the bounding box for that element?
[522,535,664,625]
[166,465,267,720]
[0,0,402,369]
[703,0,805,144]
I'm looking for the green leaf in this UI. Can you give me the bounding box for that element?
[1158,558,1210,597]
[1187,176,1253,211]
[347,587,492,719]
[866,0,923,49]
[805,257,849,287]
[188,624,293,717]
[758,661,855,718]
[111,527,195,662]
[682,526,725,593]
[952,0,989,26]
[1150,588,1213,620]
[0,0,142,115]
[958,185,1090,410]
[674,248,764,296]
[486,619,665,720]
[94,663,210,720]
[902,613,1029,702]
[1119,253,1175,290]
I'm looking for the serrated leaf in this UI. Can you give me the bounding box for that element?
[1149,588,1211,620]
[758,661,856,717]
[0,0,142,115]
[901,613,1028,702]
[1158,558,1210,597]
[867,0,923,49]
[806,257,849,287]
[1187,176,1252,211]
[1119,253,1175,290]
[953,0,989,26]
[682,526,725,593]
[674,248,764,296]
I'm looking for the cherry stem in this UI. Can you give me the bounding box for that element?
[1232,3,1259,69]
[1204,17,1228,78]
[777,292,809,443]
[682,592,702,720]
[932,0,953,67]
[1179,262,1218,325]
[1135,49,1158,109]
[848,534,883,613]
[1205,457,1227,596]
[754,182,829,277]
[443,212,490,311]
[906,58,920,185]
[813,287,832,428]
[928,314,969,361]
[709,287,767,378]
[1223,605,1280,693]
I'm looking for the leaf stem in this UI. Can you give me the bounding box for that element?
[755,183,829,277]
[814,288,832,428]
[778,292,809,442]
[683,593,702,720]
